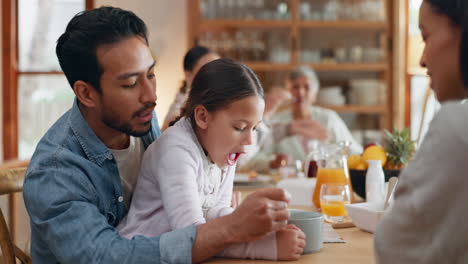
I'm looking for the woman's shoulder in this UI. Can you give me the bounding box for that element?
[410,101,468,158]
[429,101,468,139]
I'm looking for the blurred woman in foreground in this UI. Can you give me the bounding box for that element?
[375,0,468,263]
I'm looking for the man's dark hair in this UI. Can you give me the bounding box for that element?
[56,6,148,92]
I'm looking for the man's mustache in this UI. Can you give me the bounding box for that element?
[133,102,156,118]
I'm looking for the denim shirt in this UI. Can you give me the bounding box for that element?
[23,100,196,264]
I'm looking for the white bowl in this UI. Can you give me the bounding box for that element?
[345,202,385,233]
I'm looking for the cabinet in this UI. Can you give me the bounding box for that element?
[187,0,393,143]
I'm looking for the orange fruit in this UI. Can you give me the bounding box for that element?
[355,160,368,170]
[347,154,362,169]
[362,145,387,167]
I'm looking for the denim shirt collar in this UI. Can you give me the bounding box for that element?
[68,99,160,167]
[68,100,113,166]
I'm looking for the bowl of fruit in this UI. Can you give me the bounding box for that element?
[348,129,416,199]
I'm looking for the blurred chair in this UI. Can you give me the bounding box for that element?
[0,166,31,264]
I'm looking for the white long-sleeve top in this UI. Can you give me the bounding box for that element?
[118,117,277,260]
[375,101,468,263]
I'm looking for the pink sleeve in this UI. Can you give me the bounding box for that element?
[219,232,277,260]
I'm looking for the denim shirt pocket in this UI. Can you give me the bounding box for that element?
[104,198,119,227]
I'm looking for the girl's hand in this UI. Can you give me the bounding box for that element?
[230,191,242,209]
[226,188,290,243]
[276,224,306,261]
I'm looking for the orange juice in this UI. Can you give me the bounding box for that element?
[320,201,349,217]
[313,168,354,208]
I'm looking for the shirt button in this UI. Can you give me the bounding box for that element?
[118,196,124,203]
[107,154,113,160]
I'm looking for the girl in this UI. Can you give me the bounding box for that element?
[161,46,219,130]
[118,58,305,260]
[375,0,468,263]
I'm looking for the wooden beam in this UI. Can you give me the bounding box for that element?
[85,0,94,10]
[2,0,19,244]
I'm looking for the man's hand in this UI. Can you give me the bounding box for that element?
[226,188,291,243]
[276,224,306,260]
[192,188,291,263]
[289,119,329,141]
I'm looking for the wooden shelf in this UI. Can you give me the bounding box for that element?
[299,21,388,30]
[200,20,292,29]
[245,62,387,72]
[312,63,388,72]
[318,105,387,114]
[245,62,294,71]
[189,0,394,129]
[199,20,387,30]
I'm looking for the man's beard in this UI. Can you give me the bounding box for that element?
[103,117,152,137]
[102,103,156,137]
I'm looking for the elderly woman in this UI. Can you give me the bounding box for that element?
[243,66,362,172]
[375,0,468,263]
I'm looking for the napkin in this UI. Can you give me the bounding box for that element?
[276,178,316,206]
[323,223,345,243]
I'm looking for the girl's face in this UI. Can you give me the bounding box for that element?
[419,1,465,102]
[197,95,265,168]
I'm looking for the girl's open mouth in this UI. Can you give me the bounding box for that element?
[226,152,242,166]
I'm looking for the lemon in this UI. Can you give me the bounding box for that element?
[347,154,362,169]
[362,145,387,167]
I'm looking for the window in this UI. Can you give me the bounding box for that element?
[2,0,93,160]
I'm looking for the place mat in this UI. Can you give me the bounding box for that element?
[323,223,345,243]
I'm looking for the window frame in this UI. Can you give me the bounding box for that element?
[1,0,94,243]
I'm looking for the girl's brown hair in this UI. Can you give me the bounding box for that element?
[180,58,264,125]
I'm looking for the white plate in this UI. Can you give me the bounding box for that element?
[234,173,271,184]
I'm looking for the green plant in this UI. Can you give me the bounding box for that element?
[384,128,416,170]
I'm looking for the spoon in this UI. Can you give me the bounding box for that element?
[384,177,398,210]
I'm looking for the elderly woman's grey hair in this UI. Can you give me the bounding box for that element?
[288,65,320,94]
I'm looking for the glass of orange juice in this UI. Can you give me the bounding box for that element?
[320,183,351,223]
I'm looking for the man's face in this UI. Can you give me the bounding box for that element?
[95,36,157,136]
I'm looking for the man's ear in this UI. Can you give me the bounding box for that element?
[193,105,210,130]
[73,80,99,108]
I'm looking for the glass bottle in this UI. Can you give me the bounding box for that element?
[310,143,355,209]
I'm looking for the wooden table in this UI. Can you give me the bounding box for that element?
[205,184,376,264]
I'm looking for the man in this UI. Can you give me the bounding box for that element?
[23,7,291,263]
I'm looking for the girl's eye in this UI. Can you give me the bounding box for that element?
[234,127,245,132]
[148,73,155,79]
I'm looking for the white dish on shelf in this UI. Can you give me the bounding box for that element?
[234,173,271,184]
